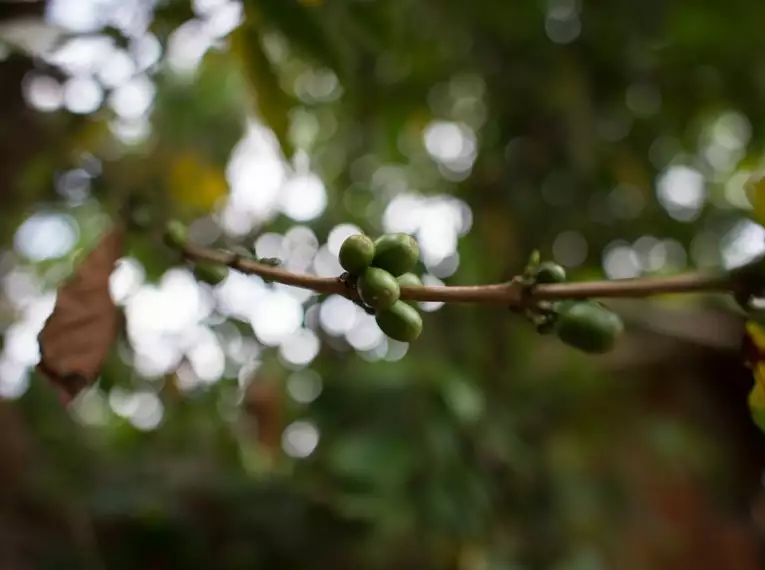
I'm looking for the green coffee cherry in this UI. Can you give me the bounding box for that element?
[358,267,400,310]
[555,300,623,354]
[376,301,423,343]
[164,220,189,249]
[339,234,376,275]
[193,262,229,286]
[396,273,423,288]
[372,233,420,277]
[534,261,566,284]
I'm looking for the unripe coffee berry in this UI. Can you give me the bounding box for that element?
[554,300,623,354]
[339,234,375,275]
[372,233,420,277]
[534,261,566,284]
[358,267,400,310]
[376,300,423,343]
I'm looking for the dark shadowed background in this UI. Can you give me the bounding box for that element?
[1,0,765,568]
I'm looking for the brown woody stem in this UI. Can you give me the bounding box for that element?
[181,242,738,307]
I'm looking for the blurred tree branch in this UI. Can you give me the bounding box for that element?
[179,240,741,307]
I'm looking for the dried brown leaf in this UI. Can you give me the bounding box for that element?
[37,227,124,402]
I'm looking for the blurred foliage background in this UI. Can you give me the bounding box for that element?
[1,0,765,568]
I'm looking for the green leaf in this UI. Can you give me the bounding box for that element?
[243,0,347,80]
[231,22,296,158]
[150,1,196,41]
[327,433,415,490]
[441,375,485,425]
[125,234,174,284]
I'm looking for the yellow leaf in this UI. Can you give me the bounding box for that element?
[743,320,765,436]
[167,153,228,212]
[749,381,765,434]
[755,362,765,393]
[745,170,765,225]
[746,321,765,349]
[743,321,765,372]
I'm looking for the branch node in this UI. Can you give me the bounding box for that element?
[338,272,376,315]
[510,276,534,312]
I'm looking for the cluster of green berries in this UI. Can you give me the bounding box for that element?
[338,233,424,344]
[165,220,425,343]
[529,261,623,354]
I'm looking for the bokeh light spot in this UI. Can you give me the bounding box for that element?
[287,369,323,404]
[282,420,320,458]
[14,213,78,262]
[63,76,103,114]
[656,165,705,222]
[553,231,588,268]
[603,242,640,279]
[280,173,327,221]
[279,328,320,367]
[23,74,63,112]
